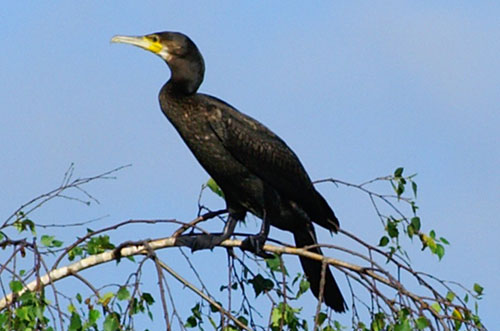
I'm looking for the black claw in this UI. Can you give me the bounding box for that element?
[113,239,151,263]
[174,236,196,249]
[175,234,224,252]
[240,236,273,259]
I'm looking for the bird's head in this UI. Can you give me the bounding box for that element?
[111,31,205,94]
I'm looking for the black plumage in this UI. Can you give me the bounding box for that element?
[111,31,346,312]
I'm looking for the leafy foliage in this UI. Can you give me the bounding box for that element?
[0,166,486,330]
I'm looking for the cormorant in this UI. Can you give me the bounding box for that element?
[111,31,346,312]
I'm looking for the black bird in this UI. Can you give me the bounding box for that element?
[111,32,346,312]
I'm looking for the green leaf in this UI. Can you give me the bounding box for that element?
[271,306,282,327]
[410,217,421,232]
[9,280,23,293]
[394,167,404,177]
[41,235,52,247]
[266,254,285,273]
[142,292,155,305]
[126,255,135,262]
[68,313,82,331]
[297,277,310,298]
[435,244,445,260]
[410,201,418,214]
[98,292,114,306]
[371,313,385,331]
[396,182,405,196]
[209,301,222,313]
[378,236,389,247]
[88,309,100,325]
[415,316,429,330]
[103,314,120,331]
[117,286,130,301]
[68,304,76,313]
[334,321,344,330]
[316,312,327,326]
[421,233,436,252]
[87,235,115,255]
[208,316,217,329]
[411,181,418,197]
[440,237,450,245]
[446,291,456,302]
[15,306,29,321]
[473,283,484,296]
[431,302,441,313]
[185,315,197,328]
[206,178,225,199]
[399,308,410,319]
[387,221,399,238]
[0,313,8,325]
[356,322,367,330]
[394,319,411,331]
[237,316,248,326]
[191,303,202,320]
[249,274,274,297]
[270,303,301,329]
[13,218,35,234]
[41,235,64,248]
[407,224,415,238]
[68,246,83,261]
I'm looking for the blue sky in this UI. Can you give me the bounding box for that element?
[1,2,499,328]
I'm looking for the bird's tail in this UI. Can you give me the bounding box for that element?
[293,229,346,313]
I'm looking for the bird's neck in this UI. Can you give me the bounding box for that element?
[166,77,201,95]
[167,59,204,95]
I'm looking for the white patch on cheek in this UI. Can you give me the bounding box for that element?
[159,49,172,61]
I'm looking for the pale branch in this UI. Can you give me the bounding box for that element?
[150,250,171,330]
[50,217,221,270]
[0,235,462,328]
[279,255,287,330]
[0,237,378,310]
[314,260,328,327]
[1,169,484,330]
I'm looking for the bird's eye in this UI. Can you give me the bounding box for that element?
[150,35,160,43]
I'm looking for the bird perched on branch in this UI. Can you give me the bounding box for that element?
[112,31,346,312]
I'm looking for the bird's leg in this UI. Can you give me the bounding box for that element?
[113,238,152,263]
[175,214,238,251]
[240,214,273,259]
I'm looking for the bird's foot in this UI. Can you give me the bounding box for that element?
[175,234,226,252]
[113,239,152,263]
[240,235,273,259]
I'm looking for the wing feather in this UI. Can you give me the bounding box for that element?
[203,95,338,230]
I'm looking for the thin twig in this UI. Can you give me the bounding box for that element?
[155,259,251,331]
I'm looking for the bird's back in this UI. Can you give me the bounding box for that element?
[159,83,338,231]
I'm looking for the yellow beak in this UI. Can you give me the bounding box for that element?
[111,35,163,54]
